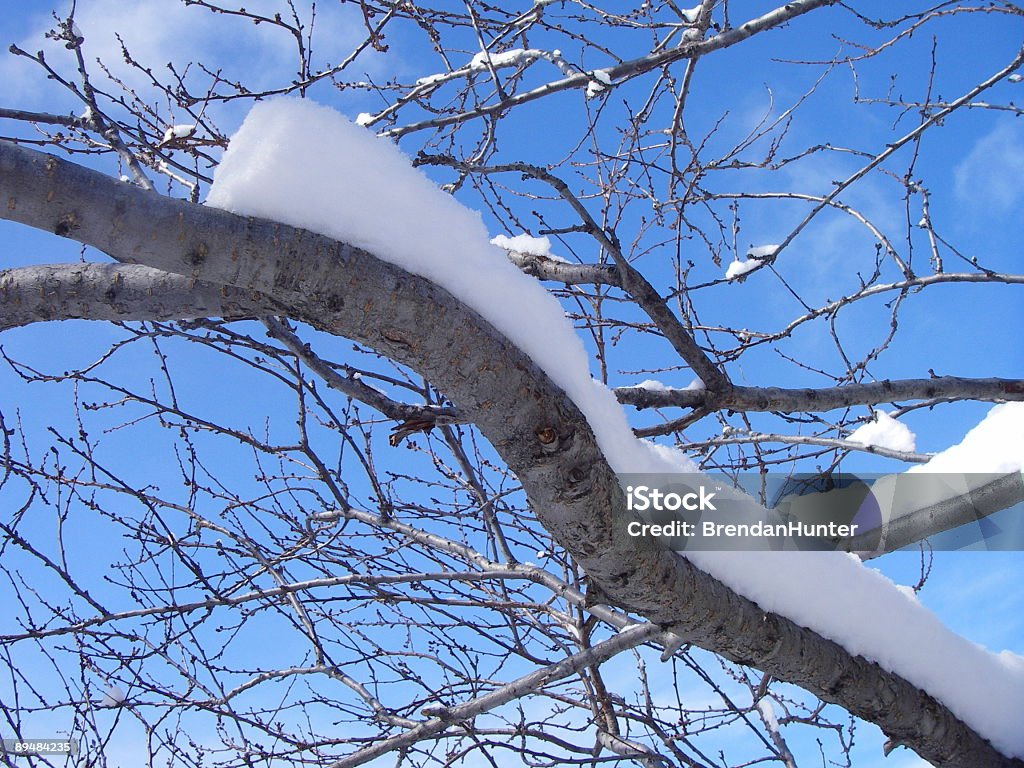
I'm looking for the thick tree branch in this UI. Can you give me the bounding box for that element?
[0,262,270,329]
[1,141,1020,767]
[616,378,1024,412]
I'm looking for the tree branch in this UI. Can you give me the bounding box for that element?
[616,378,1024,412]
[384,0,837,138]
[331,624,662,768]
[505,249,621,287]
[0,262,270,329]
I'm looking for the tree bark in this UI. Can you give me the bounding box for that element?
[617,379,1024,412]
[0,262,273,329]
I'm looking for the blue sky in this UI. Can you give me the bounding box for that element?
[1,2,1023,766]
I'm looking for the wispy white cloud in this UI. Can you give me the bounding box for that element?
[0,0,370,117]
[954,120,1024,216]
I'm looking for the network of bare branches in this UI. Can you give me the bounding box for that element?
[0,1,1022,767]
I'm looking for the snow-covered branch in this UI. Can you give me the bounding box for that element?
[2,140,1020,767]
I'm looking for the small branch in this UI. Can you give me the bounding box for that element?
[739,272,1024,351]
[262,316,463,428]
[0,107,89,129]
[680,431,933,463]
[328,623,661,768]
[505,249,621,286]
[634,406,711,437]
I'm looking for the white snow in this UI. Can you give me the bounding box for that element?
[910,402,1024,474]
[470,48,532,70]
[207,99,1024,759]
[747,244,779,259]
[420,49,557,84]
[101,684,126,707]
[756,696,779,730]
[680,5,702,23]
[490,233,566,261]
[634,379,669,392]
[633,378,703,393]
[725,257,762,280]
[586,69,613,98]
[725,246,778,280]
[847,410,917,453]
[415,72,447,86]
[354,112,374,127]
[1009,74,1023,83]
[162,123,195,143]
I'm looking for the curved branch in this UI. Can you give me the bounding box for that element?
[727,272,1024,353]
[421,155,732,391]
[0,141,1020,768]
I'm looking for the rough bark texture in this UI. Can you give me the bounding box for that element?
[1,140,1020,768]
[0,262,274,329]
[617,379,1024,411]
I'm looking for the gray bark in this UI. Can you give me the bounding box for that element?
[504,249,620,286]
[0,262,273,329]
[1,140,1020,768]
[616,379,1024,412]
